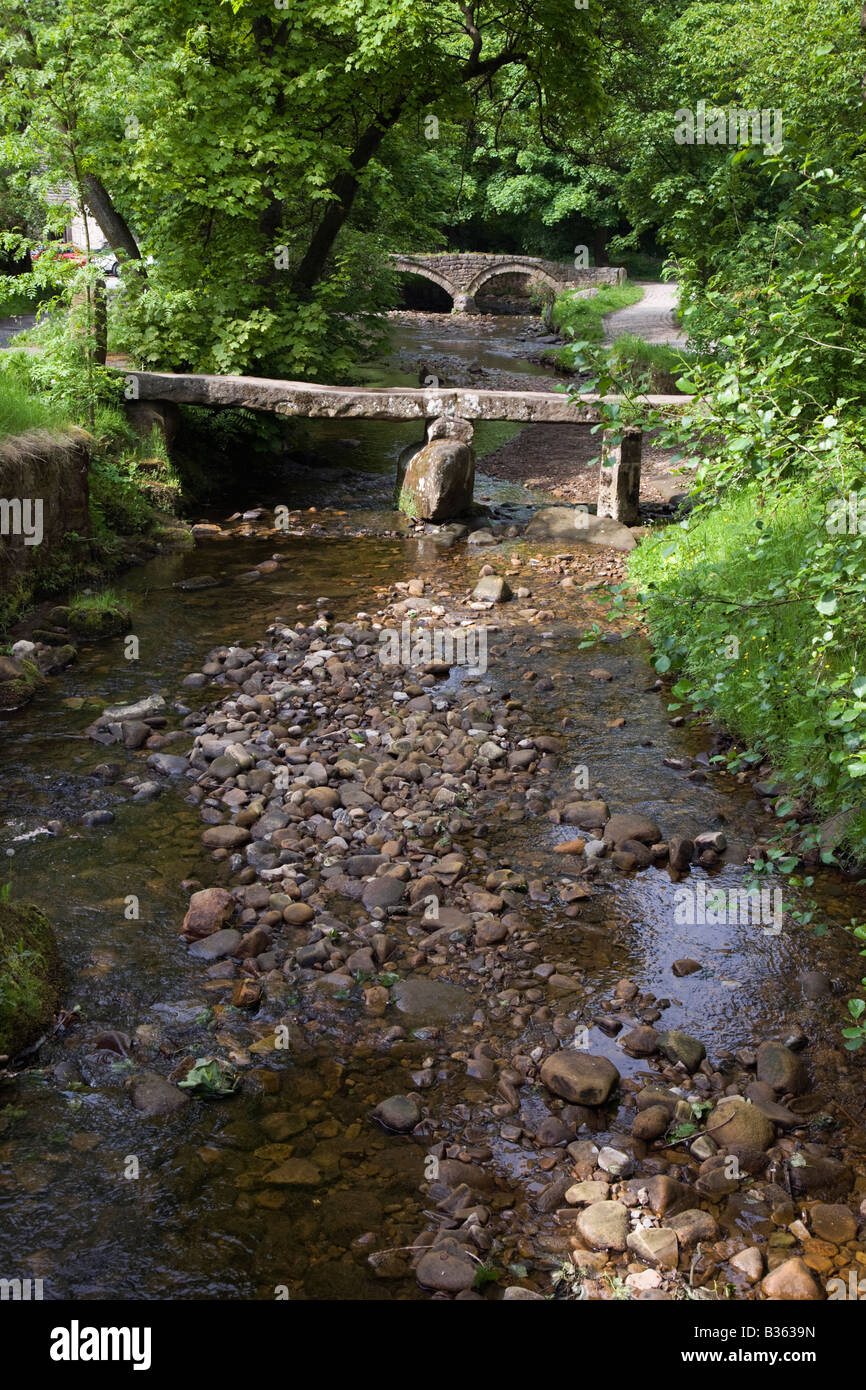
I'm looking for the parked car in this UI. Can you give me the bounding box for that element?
[31,242,87,266]
[31,243,121,277]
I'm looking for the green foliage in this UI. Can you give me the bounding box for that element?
[630,483,866,863]
[64,589,131,636]
[605,334,703,393]
[0,0,618,378]
[667,1100,713,1141]
[176,1056,239,1097]
[0,900,61,1058]
[0,355,70,438]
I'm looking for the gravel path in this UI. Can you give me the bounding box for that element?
[602,280,685,346]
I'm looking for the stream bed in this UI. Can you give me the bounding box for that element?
[1,311,864,1302]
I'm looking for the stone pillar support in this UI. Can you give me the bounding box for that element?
[597,427,642,526]
[451,292,479,314]
[426,414,473,446]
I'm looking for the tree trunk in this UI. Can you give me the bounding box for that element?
[292,48,525,296]
[81,174,143,267]
[292,104,404,295]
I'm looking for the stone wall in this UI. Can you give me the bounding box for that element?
[0,428,90,593]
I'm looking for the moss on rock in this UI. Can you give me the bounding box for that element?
[0,656,44,711]
[0,900,62,1058]
[66,599,131,637]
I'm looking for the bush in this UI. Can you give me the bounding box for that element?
[629,480,866,860]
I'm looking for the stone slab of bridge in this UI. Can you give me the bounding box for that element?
[120,369,685,525]
[389,252,625,313]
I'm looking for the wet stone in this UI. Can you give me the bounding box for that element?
[761,1257,822,1301]
[188,928,242,961]
[708,1095,775,1151]
[130,1072,190,1117]
[627,1226,679,1269]
[540,1051,619,1106]
[416,1247,476,1294]
[656,1029,706,1071]
[756,1040,808,1095]
[372,1095,421,1133]
[810,1203,857,1244]
[668,1208,718,1249]
[393,976,473,1023]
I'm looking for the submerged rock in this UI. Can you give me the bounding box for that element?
[129,1071,190,1117]
[372,1094,421,1133]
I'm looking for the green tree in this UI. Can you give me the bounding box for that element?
[0,0,618,376]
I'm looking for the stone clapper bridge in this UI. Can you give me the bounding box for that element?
[120,369,687,527]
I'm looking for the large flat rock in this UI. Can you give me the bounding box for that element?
[525,507,637,550]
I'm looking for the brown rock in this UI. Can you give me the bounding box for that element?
[756,1040,808,1095]
[539,1051,620,1106]
[707,1096,775,1151]
[731,1247,763,1282]
[576,1200,630,1251]
[201,824,250,850]
[668,836,694,871]
[761,1257,823,1300]
[416,1247,476,1294]
[181,887,236,940]
[627,1226,679,1269]
[620,1027,660,1057]
[283,902,315,925]
[810,1203,857,1245]
[668,1208,718,1249]
[604,813,662,846]
[672,958,702,977]
[632,1105,670,1142]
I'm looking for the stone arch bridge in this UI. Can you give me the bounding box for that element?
[389,252,624,313]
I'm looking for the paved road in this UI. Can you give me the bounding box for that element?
[0,312,37,347]
[602,280,685,346]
